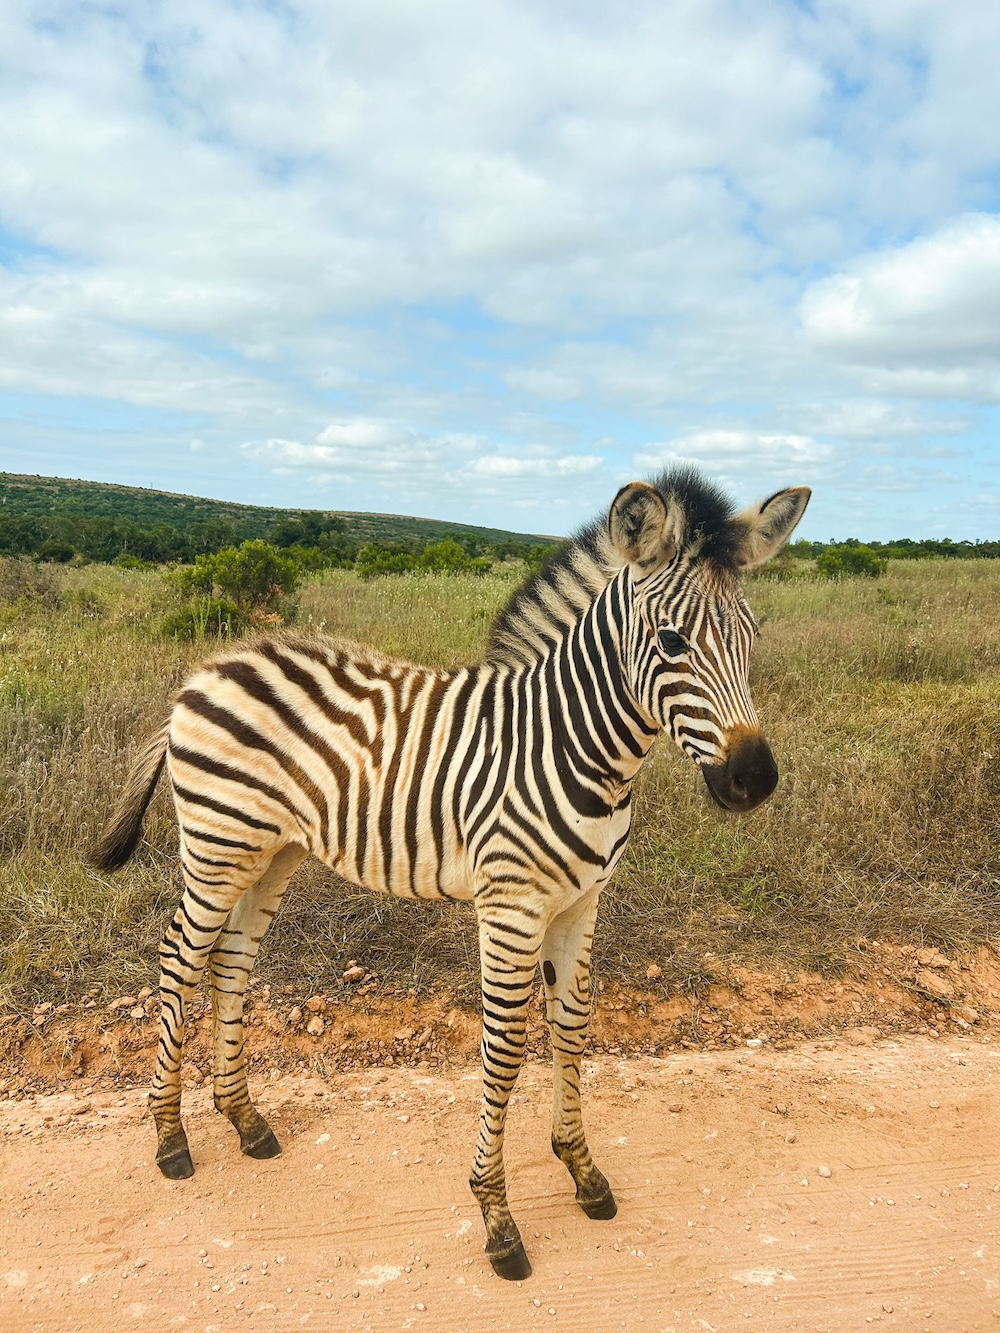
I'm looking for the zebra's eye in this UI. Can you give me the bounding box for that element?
[657,628,687,656]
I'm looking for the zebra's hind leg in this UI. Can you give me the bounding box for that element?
[542,891,617,1221]
[209,843,307,1159]
[149,847,281,1179]
[469,905,544,1281]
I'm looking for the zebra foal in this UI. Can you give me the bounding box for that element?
[93,467,809,1280]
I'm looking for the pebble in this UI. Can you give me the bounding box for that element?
[785,1131,797,1144]
[307,1016,325,1037]
[129,1006,145,1021]
[289,1007,303,1023]
[645,964,662,980]
[818,1165,832,1178]
[343,967,365,983]
[306,996,326,1013]
[668,1103,682,1114]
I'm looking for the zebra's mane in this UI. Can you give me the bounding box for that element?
[485,467,740,667]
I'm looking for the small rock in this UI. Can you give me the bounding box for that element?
[916,969,953,999]
[129,1006,145,1021]
[645,964,662,980]
[306,1015,325,1037]
[956,1005,979,1023]
[818,1164,832,1178]
[785,1131,797,1144]
[138,987,153,1000]
[668,1103,682,1114]
[289,1007,303,1023]
[306,996,326,1013]
[343,967,365,983]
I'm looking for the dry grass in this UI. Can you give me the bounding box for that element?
[1,558,999,1009]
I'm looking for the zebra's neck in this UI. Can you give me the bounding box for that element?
[494,569,657,801]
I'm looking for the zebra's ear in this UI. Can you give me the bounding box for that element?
[609,482,683,573]
[732,486,811,569]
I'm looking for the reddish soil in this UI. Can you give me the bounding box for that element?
[3,945,1000,1332]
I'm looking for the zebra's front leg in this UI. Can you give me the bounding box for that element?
[209,844,306,1159]
[542,890,616,1220]
[469,906,544,1281]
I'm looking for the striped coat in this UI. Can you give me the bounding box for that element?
[93,467,809,1279]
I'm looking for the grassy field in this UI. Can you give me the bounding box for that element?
[1,556,998,1010]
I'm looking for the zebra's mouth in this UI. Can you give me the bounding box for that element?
[701,733,779,813]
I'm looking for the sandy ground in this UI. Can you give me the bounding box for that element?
[2,1031,999,1333]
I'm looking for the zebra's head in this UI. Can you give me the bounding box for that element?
[608,471,810,812]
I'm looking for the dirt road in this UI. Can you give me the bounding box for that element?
[2,1032,999,1332]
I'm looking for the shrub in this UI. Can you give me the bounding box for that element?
[418,539,493,575]
[161,596,247,640]
[0,557,61,609]
[171,540,301,614]
[36,540,76,564]
[815,543,886,580]
[355,544,418,579]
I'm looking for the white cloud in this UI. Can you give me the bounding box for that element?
[246,421,611,513]
[468,455,602,478]
[634,430,832,474]
[801,213,1000,399]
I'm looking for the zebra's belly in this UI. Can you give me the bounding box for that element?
[321,845,476,903]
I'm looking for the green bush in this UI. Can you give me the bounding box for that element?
[815,543,886,580]
[172,540,301,613]
[355,544,419,579]
[356,538,496,579]
[161,596,247,640]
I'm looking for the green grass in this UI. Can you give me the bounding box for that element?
[2,558,999,1009]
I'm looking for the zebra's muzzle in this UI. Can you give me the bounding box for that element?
[702,733,778,813]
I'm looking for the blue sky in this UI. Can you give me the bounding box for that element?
[1,1,999,540]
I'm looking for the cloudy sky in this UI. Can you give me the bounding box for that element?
[1,1,999,540]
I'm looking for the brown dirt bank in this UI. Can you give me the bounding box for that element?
[3,940,1000,1097]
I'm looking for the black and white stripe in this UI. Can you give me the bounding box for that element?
[93,467,809,1279]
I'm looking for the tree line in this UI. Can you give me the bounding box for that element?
[0,509,551,572]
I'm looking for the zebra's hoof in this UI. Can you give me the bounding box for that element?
[578,1189,617,1220]
[242,1129,282,1160]
[488,1241,532,1281]
[156,1148,195,1180]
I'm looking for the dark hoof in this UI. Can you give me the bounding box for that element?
[157,1148,195,1180]
[242,1128,282,1160]
[488,1241,532,1281]
[578,1189,617,1220]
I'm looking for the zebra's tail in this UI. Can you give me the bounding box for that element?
[90,723,171,872]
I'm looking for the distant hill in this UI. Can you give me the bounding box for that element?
[0,472,554,550]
